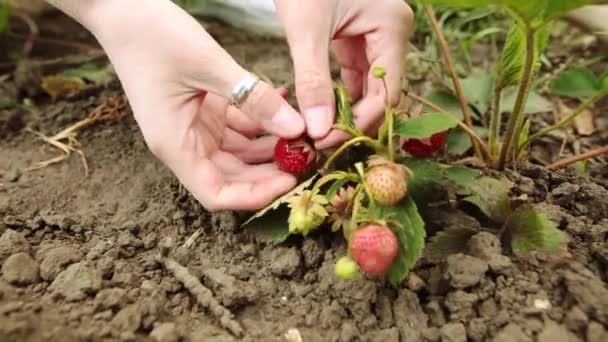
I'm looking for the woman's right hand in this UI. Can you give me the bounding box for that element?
[45,0,306,211]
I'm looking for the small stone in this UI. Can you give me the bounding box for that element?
[2,253,40,286]
[141,280,158,293]
[340,321,360,342]
[0,229,30,263]
[95,288,128,311]
[267,247,301,277]
[467,318,487,342]
[407,272,426,292]
[150,322,180,342]
[467,232,501,260]
[420,327,438,341]
[564,306,588,333]
[39,246,83,281]
[301,239,324,268]
[445,254,488,289]
[587,322,607,342]
[49,261,102,301]
[368,328,400,342]
[487,255,513,275]
[492,324,531,342]
[440,322,466,342]
[537,321,570,342]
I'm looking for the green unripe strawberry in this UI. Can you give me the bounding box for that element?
[335,256,359,280]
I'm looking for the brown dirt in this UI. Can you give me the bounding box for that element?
[1,12,608,342]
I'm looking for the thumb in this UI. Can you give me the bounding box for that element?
[287,35,335,140]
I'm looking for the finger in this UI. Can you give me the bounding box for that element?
[222,129,278,164]
[225,86,291,137]
[226,106,262,137]
[363,10,413,107]
[223,163,285,182]
[331,37,369,102]
[276,4,335,139]
[314,94,385,149]
[238,80,306,139]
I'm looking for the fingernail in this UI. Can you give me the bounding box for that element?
[269,104,305,137]
[304,106,332,139]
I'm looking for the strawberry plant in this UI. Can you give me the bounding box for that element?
[241,65,568,285]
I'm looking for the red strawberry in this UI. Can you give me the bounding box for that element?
[402,131,448,157]
[274,135,317,176]
[349,224,399,276]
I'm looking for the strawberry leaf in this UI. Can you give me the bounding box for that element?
[446,126,488,156]
[243,207,291,244]
[372,197,426,286]
[549,66,601,99]
[506,206,566,256]
[424,227,480,262]
[241,174,318,228]
[462,177,511,223]
[395,113,458,139]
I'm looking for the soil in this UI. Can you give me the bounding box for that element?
[1,10,608,342]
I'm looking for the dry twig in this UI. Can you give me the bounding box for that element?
[546,146,608,170]
[26,95,127,176]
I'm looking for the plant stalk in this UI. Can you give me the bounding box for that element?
[488,88,503,159]
[520,90,607,151]
[546,146,608,170]
[496,28,536,170]
[423,4,481,159]
[322,136,383,170]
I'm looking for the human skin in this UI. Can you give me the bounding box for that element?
[43,0,413,211]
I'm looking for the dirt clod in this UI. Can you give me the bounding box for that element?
[467,232,502,260]
[39,246,83,281]
[491,324,531,342]
[2,252,40,286]
[267,246,302,277]
[48,261,103,301]
[149,322,180,342]
[0,229,30,263]
[95,287,128,311]
[445,254,488,289]
[301,238,324,268]
[201,268,259,307]
[440,322,467,342]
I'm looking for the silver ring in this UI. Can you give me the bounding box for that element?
[230,72,259,108]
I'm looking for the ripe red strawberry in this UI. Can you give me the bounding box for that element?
[402,131,448,157]
[349,224,399,276]
[274,135,317,176]
[365,156,410,206]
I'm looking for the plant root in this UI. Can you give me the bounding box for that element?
[25,95,127,176]
[158,250,244,337]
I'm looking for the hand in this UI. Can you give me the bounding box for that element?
[61,0,306,211]
[274,0,414,149]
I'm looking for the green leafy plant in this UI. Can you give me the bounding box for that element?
[241,68,567,286]
[414,0,608,169]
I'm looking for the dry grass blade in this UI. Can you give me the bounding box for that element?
[25,95,127,176]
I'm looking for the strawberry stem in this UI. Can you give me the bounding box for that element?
[312,172,359,194]
[322,136,384,171]
[355,162,376,212]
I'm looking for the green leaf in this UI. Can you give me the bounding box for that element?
[462,177,511,223]
[549,66,601,98]
[502,88,552,114]
[443,164,481,187]
[325,178,348,201]
[496,23,550,91]
[372,197,425,286]
[446,126,488,156]
[456,72,494,115]
[242,206,290,243]
[241,174,318,227]
[395,113,457,139]
[424,91,466,121]
[506,206,566,256]
[62,63,112,84]
[403,158,446,205]
[424,227,480,262]
[0,4,9,33]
